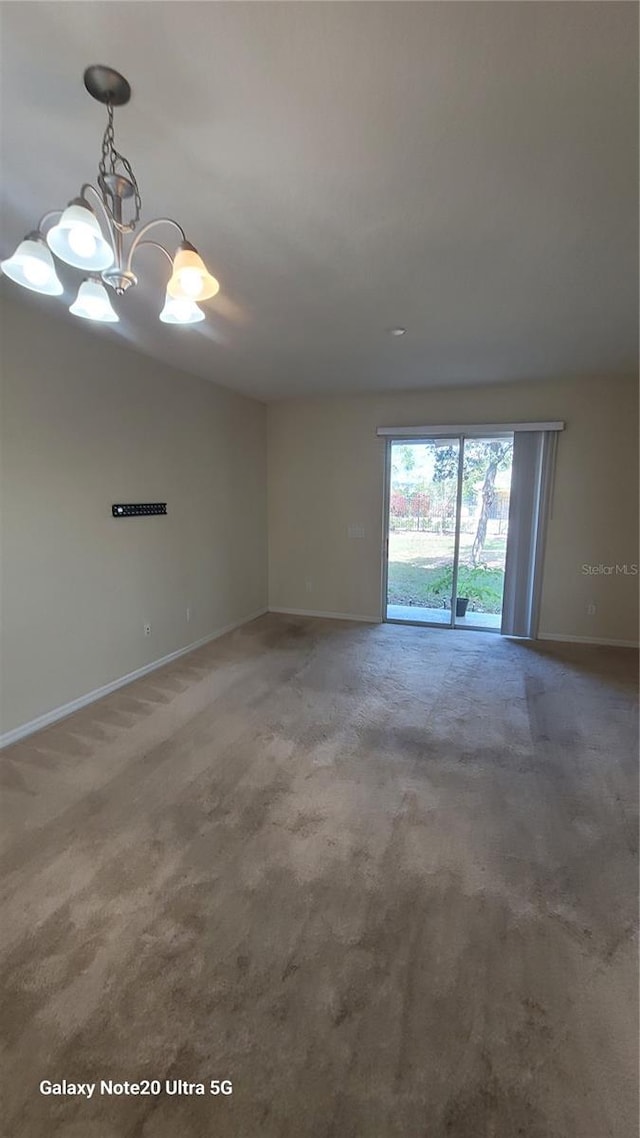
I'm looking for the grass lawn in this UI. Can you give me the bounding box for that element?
[387,529,507,612]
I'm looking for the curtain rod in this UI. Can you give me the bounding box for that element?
[376,422,565,437]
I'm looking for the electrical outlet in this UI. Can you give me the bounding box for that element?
[186,606,191,623]
[586,603,596,616]
[305,579,313,593]
[144,623,152,636]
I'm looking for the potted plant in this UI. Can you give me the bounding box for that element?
[430,565,501,616]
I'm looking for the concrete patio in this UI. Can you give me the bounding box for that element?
[386,604,502,630]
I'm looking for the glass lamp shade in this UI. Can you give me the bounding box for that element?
[167,242,219,301]
[1,236,63,295]
[159,290,205,325]
[69,279,119,322]
[47,200,114,271]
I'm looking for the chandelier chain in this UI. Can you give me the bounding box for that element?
[98,103,142,233]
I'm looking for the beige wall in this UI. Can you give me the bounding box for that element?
[1,296,267,735]
[1,293,636,738]
[268,377,639,644]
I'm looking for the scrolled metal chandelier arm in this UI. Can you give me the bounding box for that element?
[36,209,63,235]
[126,218,186,274]
[80,182,117,245]
[133,240,175,268]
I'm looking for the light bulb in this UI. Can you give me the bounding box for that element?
[68,226,97,259]
[159,289,205,325]
[22,259,51,287]
[178,267,204,297]
[0,235,63,295]
[167,242,219,301]
[47,200,114,271]
[172,299,193,321]
[69,279,119,322]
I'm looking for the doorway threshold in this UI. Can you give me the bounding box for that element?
[386,604,501,631]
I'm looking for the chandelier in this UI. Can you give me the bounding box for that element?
[1,65,219,325]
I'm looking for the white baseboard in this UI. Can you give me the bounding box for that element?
[269,611,639,648]
[268,616,637,648]
[269,607,378,623]
[5,611,632,749]
[0,608,268,749]
[539,633,639,649]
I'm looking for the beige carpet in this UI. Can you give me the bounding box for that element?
[1,615,638,1138]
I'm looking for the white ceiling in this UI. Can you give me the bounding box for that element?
[1,1,637,401]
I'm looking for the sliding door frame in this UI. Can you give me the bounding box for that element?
[380,438,393,622]
[449,438,466,629]
[382,430,514,632]
[382,434,464,630]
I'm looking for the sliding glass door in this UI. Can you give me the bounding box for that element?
[386,439,461,625]
[454,436,513,629]
[385,435,514,630]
